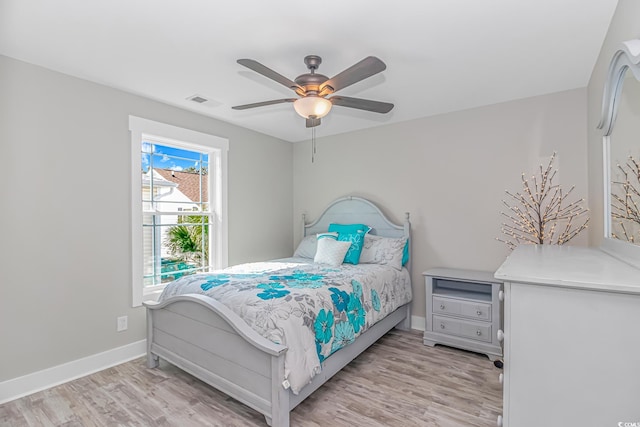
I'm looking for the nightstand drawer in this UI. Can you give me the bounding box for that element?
[433,315,493,342]
[433,296,491,321]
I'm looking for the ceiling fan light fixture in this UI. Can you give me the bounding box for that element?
[293,96,332,119]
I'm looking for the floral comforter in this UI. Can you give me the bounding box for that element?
[158,257,412,394]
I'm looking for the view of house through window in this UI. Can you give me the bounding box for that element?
[141,141,212,287]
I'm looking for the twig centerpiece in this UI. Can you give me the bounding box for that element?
[498,152,589,250]
[611,155,640,243]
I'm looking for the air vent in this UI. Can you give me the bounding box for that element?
[185,94,221,109]
[187,95,208,104]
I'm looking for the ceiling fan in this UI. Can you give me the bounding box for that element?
[232,55,394,128]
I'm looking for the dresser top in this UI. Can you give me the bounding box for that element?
[494,245,640,294]
[423,267,501,284]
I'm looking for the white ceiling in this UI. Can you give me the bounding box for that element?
[0,0,618,142]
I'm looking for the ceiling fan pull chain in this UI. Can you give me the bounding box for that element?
[311,127,316,163]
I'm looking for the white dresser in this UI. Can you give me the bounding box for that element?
[494,244,640,427]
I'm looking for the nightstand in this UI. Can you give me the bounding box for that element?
[423,267,503,360]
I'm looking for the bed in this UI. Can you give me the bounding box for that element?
[143,196,412,427]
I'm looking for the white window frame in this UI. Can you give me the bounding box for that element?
[129,116,228,307]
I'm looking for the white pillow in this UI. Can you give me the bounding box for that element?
[314,238,352,267]
[359,235,407,270]
[293,235,317,258]
[293,232,338,258]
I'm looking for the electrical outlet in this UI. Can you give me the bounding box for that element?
[117,316,128,332]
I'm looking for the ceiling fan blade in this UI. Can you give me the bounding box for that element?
[306,117,321,128]
[319,56,387,95]
[330,96,394,113]
[232,98,296,110]
[237,59,304,93]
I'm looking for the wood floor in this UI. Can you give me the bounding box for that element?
[0,330,502,426]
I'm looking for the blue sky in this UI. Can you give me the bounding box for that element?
[141,142,209,173]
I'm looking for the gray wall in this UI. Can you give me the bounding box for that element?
[0,55,293,382]
[293,88,588,319]
[587,0,640,245]
[4,10,618,379]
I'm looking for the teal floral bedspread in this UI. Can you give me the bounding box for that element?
[158,257,412,394]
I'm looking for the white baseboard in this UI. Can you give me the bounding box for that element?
[411,315,426,331]
[0,340,146,405]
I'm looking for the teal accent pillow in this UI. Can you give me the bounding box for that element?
[402,239,409,266]
[337,230,366,265]
[328,224,370,264]
[328,223,370,235]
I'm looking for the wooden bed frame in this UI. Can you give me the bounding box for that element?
[144,196,412,427]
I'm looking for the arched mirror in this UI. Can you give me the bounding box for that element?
[599,39,640,266]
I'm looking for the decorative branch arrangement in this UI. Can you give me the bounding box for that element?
[611,155,640,243]
[498,152,589,250]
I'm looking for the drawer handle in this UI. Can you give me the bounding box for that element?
[499,373,504,384]
[497,329,504,342]
[476,330,482,336]
[476,310,482,316]
[497,415,503,427]
[440,323,445,329]
[440,304,445,310]
[498,290,504,301]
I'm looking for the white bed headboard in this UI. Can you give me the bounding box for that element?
[303,196,410,239]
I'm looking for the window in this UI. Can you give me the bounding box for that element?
[141,142,209,286]
[130,117,228,306]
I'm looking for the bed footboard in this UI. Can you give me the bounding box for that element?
[144,294,290,427]
[145,295,411,427]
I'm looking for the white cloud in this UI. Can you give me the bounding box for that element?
[141,142,157,154]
